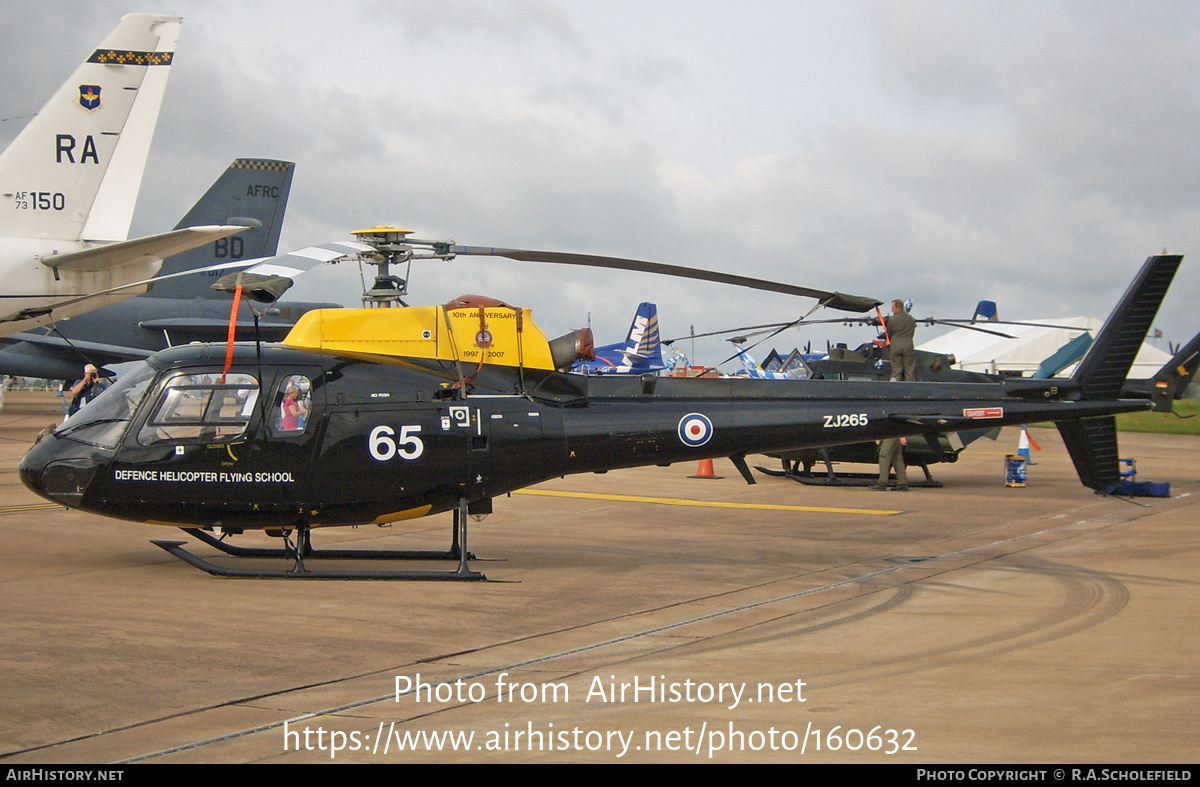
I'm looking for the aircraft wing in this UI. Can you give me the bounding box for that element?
[0,314,306,378]
[0,240,370,331]
[0,332,156,376]
[40,225,249,272]
[0,332,154,358]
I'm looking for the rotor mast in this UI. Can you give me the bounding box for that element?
[350,226,453,307]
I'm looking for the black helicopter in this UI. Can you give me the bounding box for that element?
[758,329,1200,487]
[19,233,1182,580]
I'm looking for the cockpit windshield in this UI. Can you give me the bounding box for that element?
[136,372,259,446]
[55,362,158,449]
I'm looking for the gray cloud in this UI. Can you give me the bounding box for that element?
[3,2,1196,360]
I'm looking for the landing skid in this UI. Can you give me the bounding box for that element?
[180,527,476,561]
[151,500,488,580]
[755,456,944,488]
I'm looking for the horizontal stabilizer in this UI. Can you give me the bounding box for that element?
[1033,332,1093,379]
[2,332,155,360]
[41,226,249,272]
[0,336,147,379]
[139,318,292,336]
[0,243,272,333]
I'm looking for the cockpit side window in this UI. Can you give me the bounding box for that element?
[137,373,259,446]
[272,375,311,434]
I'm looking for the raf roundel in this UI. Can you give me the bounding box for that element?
[677,413,714,448]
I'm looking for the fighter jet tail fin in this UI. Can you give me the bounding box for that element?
[147,159,295,299]
[0,14,180,243]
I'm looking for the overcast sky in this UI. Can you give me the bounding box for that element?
[4,1,1198,366]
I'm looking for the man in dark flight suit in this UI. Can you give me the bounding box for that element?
[871,436,908,491]
[885,299,917,381]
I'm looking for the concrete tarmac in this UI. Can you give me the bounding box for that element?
[0,391,1195,763]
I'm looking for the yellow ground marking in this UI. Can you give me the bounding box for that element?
[513,488,901,516]
[0,503,66,514]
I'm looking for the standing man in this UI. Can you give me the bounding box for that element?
[885,299,917,381]
[67,364,109,417]
[871,436,908,491]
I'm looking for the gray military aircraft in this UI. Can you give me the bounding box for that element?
[0,159,340,380]
[0,14,250,335]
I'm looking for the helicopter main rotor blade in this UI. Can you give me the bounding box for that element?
[919,319,1015,339]
[663,316,873,345]
[933,318,1090,334]
[447,246,880,313]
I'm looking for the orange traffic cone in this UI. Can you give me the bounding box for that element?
[689,458,723,479]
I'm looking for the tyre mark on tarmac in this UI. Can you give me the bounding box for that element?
[7,489,1187,762]
[672,554,1130,691]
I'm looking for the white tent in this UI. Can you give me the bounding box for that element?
[919,317,1170,379]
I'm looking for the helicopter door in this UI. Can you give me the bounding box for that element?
[308,402,473,525]
[260,369,326,507]
[121,368,326,523]
[123,371,285,523]
[473,399,545,497]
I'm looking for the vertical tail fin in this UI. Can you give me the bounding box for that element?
[628,302,664,370]
[736,349,761,375]
[1058,416,1120,490]
[148,159,295,299]
[1070,254,1181,400]
[0,14,181,242]
[571,302,664,374]
[1059,254,1181,490]
[1119,329,1200,412]
[1150,331,1200,411]
[971,300,998,322]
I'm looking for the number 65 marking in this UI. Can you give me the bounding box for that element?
[369,425,424,461]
